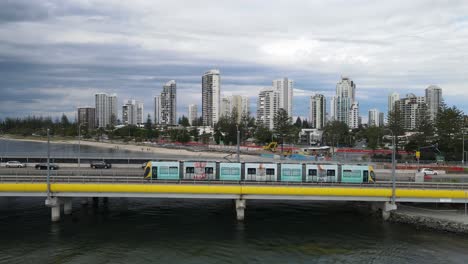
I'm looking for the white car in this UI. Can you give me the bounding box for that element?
[419,168,438,176]
[5,161,26,168]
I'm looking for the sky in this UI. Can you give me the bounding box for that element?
[0,0,467,123]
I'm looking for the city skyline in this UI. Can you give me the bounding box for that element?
[0,1,467,121]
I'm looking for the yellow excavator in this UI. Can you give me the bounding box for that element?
[263,142,278,152]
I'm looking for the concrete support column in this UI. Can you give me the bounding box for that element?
[382,202,397,221]
[235,199,246,221]
[45,197,61,222]
[63,198,72,215]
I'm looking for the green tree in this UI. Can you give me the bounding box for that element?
[387,107,405,151]
[179,115,190,127]
[323,121,349,147]
[294,117,302,128]
[435,105,464,161]
[254,124,273,144]
[190,127,199,142]
[274,108,294,153]
[145,114,153,130]
[365,126,384,150]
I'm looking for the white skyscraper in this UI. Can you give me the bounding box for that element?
[202,69,221,126]
[368,108,380,127]
[425,85,443,121]
[331,77,359,128]
[160,80,177,126]
[122,99,143,125]
[108,94,118,125]
[95,93,118,128]
[95,93,109,128]
[309,94,326,129]
[349,102,359,129]
[220,97,232,117]
[188,104,198,126]
[154,96,161,125]
[388,92,400,114]
[257,88,280,130]
[241,96,250,116]
[273,78,293,117]
[220,95,249,123]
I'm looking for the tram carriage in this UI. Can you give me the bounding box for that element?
[144,161,375,183]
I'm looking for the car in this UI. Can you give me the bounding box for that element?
[419,168,438,176]
[35,163,60,170]
[90,161,112,169]
[5,161,26,168]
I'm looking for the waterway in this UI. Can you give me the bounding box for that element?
[0,198,468,263]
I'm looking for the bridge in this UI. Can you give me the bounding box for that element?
[1,172,468,222]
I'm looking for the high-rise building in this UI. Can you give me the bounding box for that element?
[77,107,95,129]
[425,85,443,121]
[379,112,385,127]
[122,99,143,125]
[349,102,359,129]
[397,94,427,130]
[368,108,380,127]
[160,80,177,126]
[108,94,118,126]
[95,93,109,128]
[154,96,161,125]
[202,69,221,126]
[330,77,359,128]
[273,78,293,117]
[95,93,118,128]
[257,88,280,130]
[188,104,198,126]
[388,92,400,114]
[220,95,249,123]
[309,94,326,129]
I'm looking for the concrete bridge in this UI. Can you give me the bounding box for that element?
[1,174,468,222]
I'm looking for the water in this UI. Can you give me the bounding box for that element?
[0,198,468,263]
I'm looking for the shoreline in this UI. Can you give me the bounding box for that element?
[0,136,254,159]
[389,204,468,234]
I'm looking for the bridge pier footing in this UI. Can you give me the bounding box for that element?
[371,202,397,221]
[235,199,246,221]
[45,197,61,222]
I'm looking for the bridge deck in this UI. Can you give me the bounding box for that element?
[1,181,468,203]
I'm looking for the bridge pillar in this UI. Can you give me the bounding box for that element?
[63,198,72,215]
[382,202,397,221]
[235,199,246,221]
[45,197,61,222]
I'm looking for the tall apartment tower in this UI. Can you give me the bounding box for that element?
[220,95,250,123]
[388,92,400,114]
[95,93,118,128]
[154,96,161,125]
[202,69,221,126]
[188,104,198,126]
[108,94,118,126]
[273,78,293,117]
[95,93,109,128]
[122,99,143,125]
[309,94,326,129]
[160,80,177,126]
[368,108,380,127]
[379,112,385,127]
[331,77,359,128]
[257,88,280,130]
[425,85,443,121]
[397,94,427,130]
[77,107,96,129]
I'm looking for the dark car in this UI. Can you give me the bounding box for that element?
[90,161,112,169]
[35,163,60,170]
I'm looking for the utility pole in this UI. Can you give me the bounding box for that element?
[47,128,51,197]
[236,125,240,163]
[391,133,396,205]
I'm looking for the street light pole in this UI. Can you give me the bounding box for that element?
[236,125,240,163]
[391,133,396,205]
[47,128,51,197]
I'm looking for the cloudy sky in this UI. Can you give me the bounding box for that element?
[0,0,467,122]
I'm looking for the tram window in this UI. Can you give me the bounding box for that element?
[327,170,336,176]
[247,168,257,175]
[283,169,291,176]
[266,168,275,175]
[169,166,178,174]
[205,167,214,174]
[292,169,301,176]
[308,169,317,176]
[186,167,195,174]
[363,170,369,182]
[160,166,168,175]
